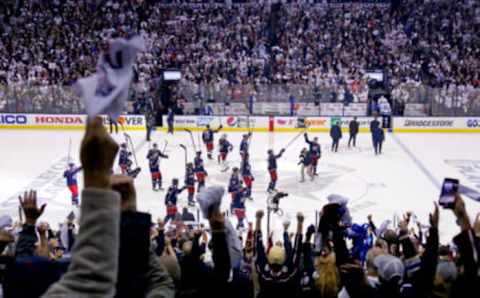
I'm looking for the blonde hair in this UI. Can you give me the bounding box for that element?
[314,253,340,298]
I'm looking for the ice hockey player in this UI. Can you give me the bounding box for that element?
[218,134,233,171]
[63,163,82,206]
[330,121,342,152]
[118,143,131,175]
[146,143,169,191]
[267,148,285,193]
[298,148,313,182]
[185,163,196,206]
[119,143,141,178]
[167,107,174,134]
[194,151,208,190]
[304,133,321,175]
[228,167,241,206]
[372,126,385,155]
[348,117,359,147]
[240,154,254,200]
[239,132,252,161]
[202,124,223,159]
[231,181,248,229]
[165,178,186,221]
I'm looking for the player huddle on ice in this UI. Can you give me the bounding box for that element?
[63,117,386,229]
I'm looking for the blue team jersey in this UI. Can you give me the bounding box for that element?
[119,148,131,166]
[146,149,167,171]
[202,130,214,143]
[232,188,247,209]
[194,157,206,173]
[305,135,321,156]
[165,186,182,205]
[228,174,240,193]
[240,139,249,154]
[219,139,232,153]
[241,161,252,177]
[64,167,82,186]
[185,168,195,185]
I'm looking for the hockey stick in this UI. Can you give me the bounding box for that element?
[282,130,304,151]
[184,128,197,152]
[67,138,72,164]
[124,133,139,167]
[179,144,188,166]
[281,121,309,151]
[196,130,202,153]
[159,140,168,166]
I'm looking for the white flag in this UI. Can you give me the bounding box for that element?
[75,35,145,120]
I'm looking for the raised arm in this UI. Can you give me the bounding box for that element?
[43,117,120,298]
[254,210,267,269]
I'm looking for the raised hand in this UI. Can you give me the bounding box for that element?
[209,210,225,231]
[429,202,439,229]
[111,175,136,211]
[19,190,46,225]
[453,194,471,231]
[81,116,119,189]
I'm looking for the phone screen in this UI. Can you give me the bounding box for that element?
[439,178,459,208]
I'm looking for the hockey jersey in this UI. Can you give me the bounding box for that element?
[63,167,82,186]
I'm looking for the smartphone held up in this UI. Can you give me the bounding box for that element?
[439,178,459,209]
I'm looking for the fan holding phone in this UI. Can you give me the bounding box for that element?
[439,178,460,209]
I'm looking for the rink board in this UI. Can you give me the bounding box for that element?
[2,114,480,133]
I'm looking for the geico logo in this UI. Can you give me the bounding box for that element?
[35,116,83,124]
[0,114,28,124]
[467,119,480,128]
[305,119,327,126]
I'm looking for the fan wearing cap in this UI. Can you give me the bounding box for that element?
[254,210,304,298]
[63,163,82,206]
[373,254,407,296]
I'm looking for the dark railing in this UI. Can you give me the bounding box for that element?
[1,82,479,116]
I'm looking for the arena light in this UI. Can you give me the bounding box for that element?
[163,70,181,81]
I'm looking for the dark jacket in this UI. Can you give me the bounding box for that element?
[330,125,342,140]
[255,231,303,298]
[349,120,359,135]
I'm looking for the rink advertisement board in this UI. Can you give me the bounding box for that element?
[274,116,375,132]
[0,114,146,130]
[166,115,270,132]
[393,117,480,133]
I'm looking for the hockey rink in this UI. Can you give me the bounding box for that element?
[1,128,479,243]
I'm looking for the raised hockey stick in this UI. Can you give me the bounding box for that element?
[159,140,168,166]
[67,138,72,164]
[282,122,309,151]
[179,144,188,167]
[184,128,197,152]
[124,133,139,167]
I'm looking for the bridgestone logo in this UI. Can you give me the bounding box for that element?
[404,120,453,127]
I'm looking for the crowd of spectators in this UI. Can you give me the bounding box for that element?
[0,0,479,114]
[0,117,479,298]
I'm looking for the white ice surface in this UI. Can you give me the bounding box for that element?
[1,129,479,243]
